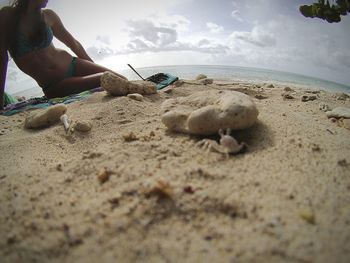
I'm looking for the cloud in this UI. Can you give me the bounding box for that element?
[206,22,224,33]
[122,18,228,54]
[86,17,229,61]
[86,46,116,60]
[230,26,276,47]
[126,20,178,47]
[231,10,244,22]
[86,35,118,60]
[197,39,211,47]
[96,35,111,45]
[124,38,228,54]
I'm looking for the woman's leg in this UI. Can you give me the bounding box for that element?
[43,72,103,98]
[74,58,128,80]
[44,58,127,98]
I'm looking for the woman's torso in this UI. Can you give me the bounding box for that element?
[7,8,72,87]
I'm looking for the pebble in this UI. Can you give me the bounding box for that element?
[127,93,144,101]
[6,233,16,244]
[282,93,294,100]
[122,132,138,142]
[56,164,63,171]
[198,78,214,85]
[311,144,321,152]
[338,159,349,167]
[255,94,268,100]
[74,121,92,132]
[98,167,112,184]
[301,95,317,102]
[300,210,316,224]
[284,87,293,92]
[263,84,275,89]
[319,103,331,112]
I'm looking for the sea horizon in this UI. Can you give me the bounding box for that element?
[11,64,350,98]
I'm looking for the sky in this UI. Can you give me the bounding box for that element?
[1,0,350,94]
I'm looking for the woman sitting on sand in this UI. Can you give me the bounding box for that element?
[0,0,155,111]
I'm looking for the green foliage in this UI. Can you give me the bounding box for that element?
[300,0,349,23]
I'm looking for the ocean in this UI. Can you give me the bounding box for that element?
[12,65,350,98]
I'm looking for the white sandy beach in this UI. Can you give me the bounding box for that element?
[0,78,350,263]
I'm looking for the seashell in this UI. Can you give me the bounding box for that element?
[60,114,70,131]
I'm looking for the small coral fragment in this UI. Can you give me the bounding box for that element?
[98,167,112,184]
[122,132,138,142]
[144,180,174,200]
[300,210,316,224]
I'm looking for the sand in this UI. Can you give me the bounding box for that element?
[0,79,349,263]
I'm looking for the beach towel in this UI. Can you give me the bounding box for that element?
[127,64,178,90]
[146,73,179,90]
[2,87,104,116]
[4,92,18,105]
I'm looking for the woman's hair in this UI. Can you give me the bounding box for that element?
[9,0,47,55]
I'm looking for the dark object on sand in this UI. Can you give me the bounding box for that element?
[127,64,178,90]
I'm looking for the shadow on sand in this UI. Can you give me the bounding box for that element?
[164,120,274,155]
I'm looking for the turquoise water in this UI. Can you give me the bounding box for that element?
[13,65,350,98]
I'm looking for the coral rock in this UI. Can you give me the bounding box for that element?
[161,90,259,135]
[101,71,157,96]
[199,78,213,85]
[196,74,207,80]
[24,104,67,129]
[326,107,350,119]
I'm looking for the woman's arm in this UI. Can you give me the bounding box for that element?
[0,8,10,111]
[0,49,9,111]
[44,9,93,62]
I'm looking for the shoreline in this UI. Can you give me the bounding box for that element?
[7,65,350,99]
[1,78,349,262]
[9,77,350,100]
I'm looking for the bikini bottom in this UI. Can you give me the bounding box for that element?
[42,57,77,91]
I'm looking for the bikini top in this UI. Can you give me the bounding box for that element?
[10,24,54,59]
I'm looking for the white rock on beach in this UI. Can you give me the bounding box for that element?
[161,90,259,135]
[127,93,144,101]
[195,74,213,84]
[196,74,207,80]
[101,71,157,96]
[326,107,350,119]
[199,78,214,85]
[24,104,67,129]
